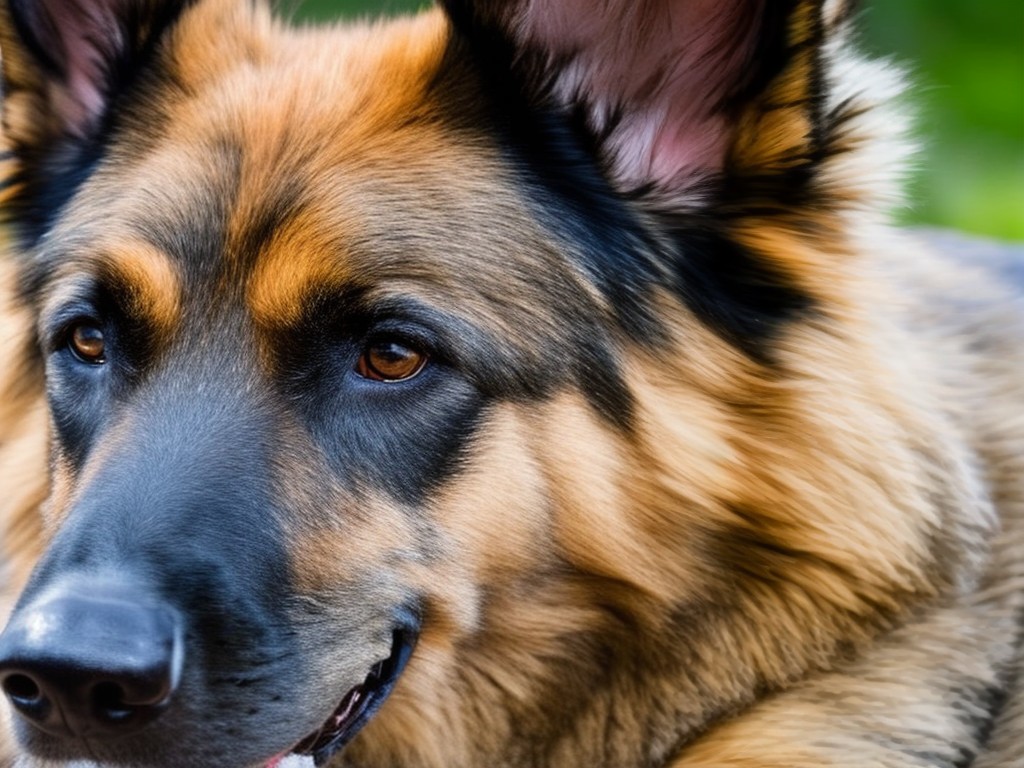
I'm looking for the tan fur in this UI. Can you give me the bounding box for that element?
[673,233,1024,767]
[0,254,46,594]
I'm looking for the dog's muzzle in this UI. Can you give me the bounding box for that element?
[0,580,183,739]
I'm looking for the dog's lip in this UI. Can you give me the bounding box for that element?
[277,626,418,767]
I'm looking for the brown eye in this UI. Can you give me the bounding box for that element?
[355,339,427,382]
[68,323,106,364]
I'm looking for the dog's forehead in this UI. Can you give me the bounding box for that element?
[46,8,579,336]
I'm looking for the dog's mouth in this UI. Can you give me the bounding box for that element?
[269,627,417,768]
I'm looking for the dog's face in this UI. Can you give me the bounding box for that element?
[0,1,985,767]
[0,3,655,764]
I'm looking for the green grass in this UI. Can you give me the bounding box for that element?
[292,1,1024,240]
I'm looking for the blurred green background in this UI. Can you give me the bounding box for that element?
[291,1,1023,240]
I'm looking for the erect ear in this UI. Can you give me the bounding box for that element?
[441,0,862,202]
[0,0,195,240]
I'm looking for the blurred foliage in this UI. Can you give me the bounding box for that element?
[291,1,1024,240]
[860,3,1024,240]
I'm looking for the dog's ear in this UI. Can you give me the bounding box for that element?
[442,0,862,202]
[0,0,195,240]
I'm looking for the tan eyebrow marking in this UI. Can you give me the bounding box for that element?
[99,243,183,344]
[246,209,353,330]
[42,242,183,347]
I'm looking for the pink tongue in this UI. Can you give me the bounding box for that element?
[265,756,285,768]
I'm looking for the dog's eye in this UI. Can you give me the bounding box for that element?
[67,322,107,364]
[355,339,427,382]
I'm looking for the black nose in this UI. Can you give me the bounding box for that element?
[0,584,183,739]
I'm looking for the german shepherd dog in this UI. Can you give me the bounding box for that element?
[0,0,1021,766]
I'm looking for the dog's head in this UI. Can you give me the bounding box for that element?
[0,1,988,766]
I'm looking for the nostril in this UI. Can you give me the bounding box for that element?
[91,681,136,724]
[3,674,42,704]
[1,672,53,726]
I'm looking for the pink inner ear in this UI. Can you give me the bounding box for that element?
[516,0,765,190]
[40,0,124,137]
